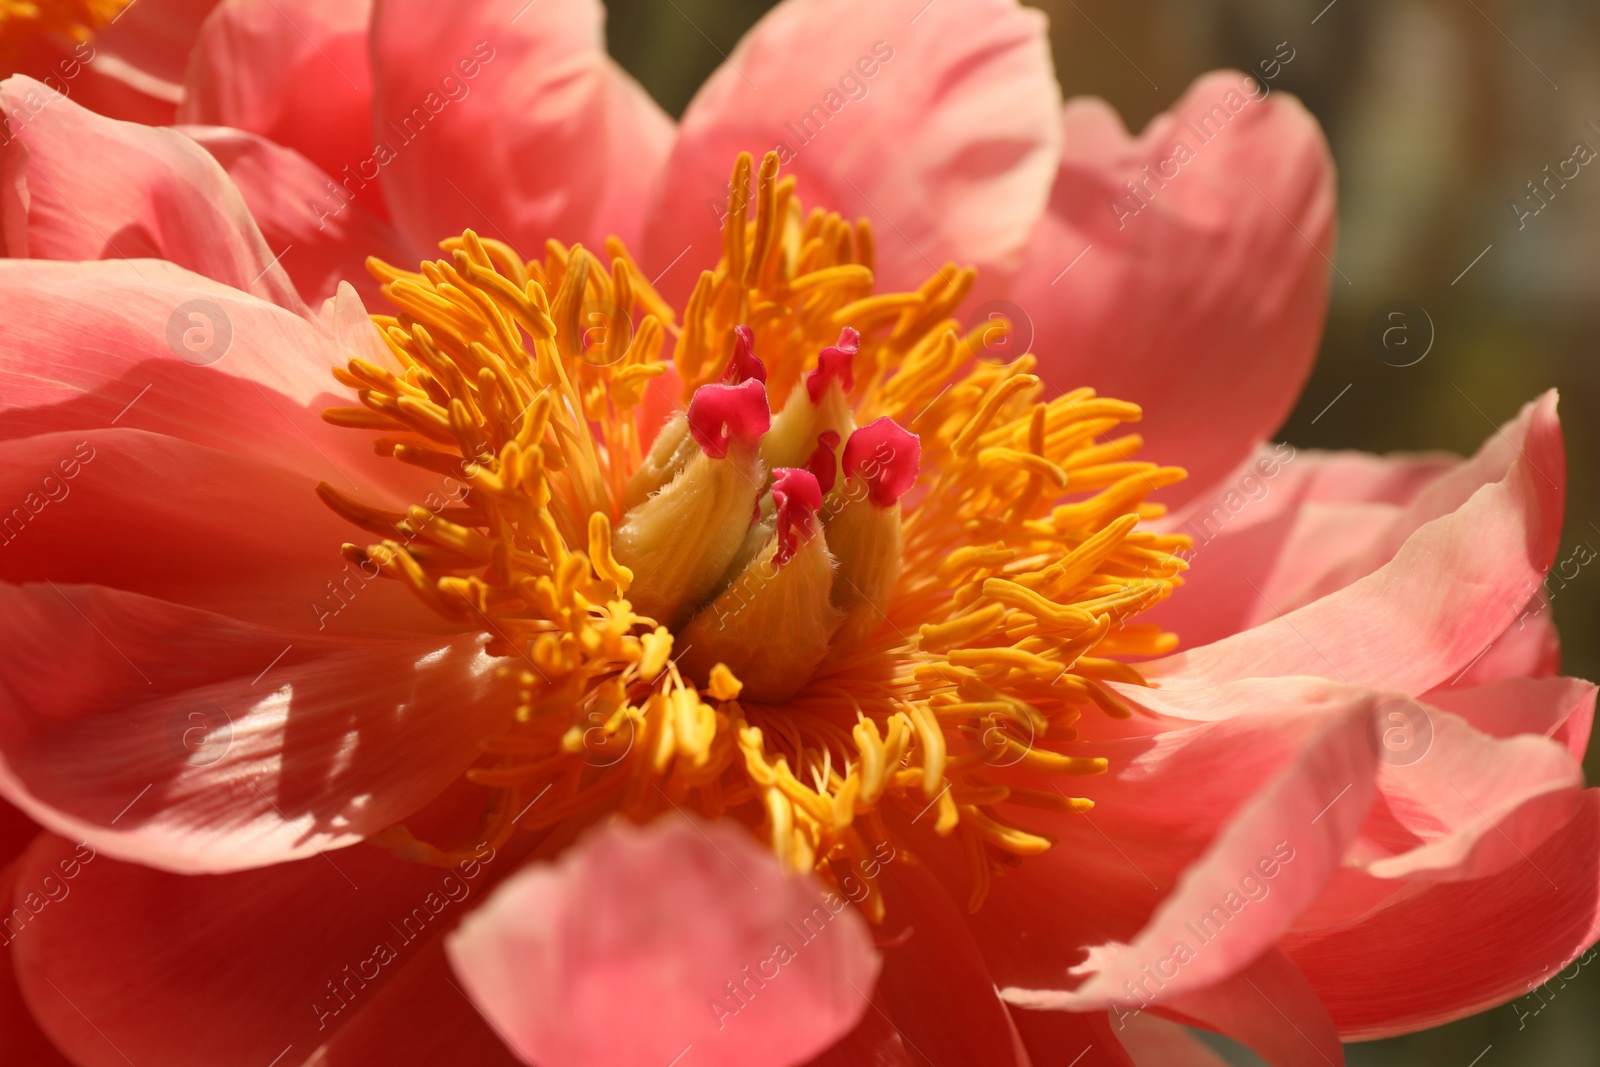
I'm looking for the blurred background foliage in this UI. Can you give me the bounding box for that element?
[606,0,1600,1063]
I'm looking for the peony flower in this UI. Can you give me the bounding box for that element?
[0,2,1594,1066]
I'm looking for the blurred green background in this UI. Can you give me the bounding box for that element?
[605,0,1599,1063]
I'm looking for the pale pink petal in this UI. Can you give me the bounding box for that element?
[370,0,673,258]
[0,582,509,873]
[180,124,410,306]
[0,258,422,502]
[1002,691,1378,1010]
[0,76,306,314]
[10,831,508,1065]
[178,0,379,215]
[1012,72,1334,501]
[1144,392,1565,694]
[447,816,879,1067]
[644,0,1060,301]
[1151,950,1343,1067]
[1283,790,1600,1039]
[1423,675,1594,765]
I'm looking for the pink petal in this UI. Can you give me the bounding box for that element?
[0,581,509,873]
[1423,674,1594,765]
[0,76,307,315]
[1012,72,1335,502]
[1282,790,1600,1039]
[1107,1013,1228,1066]
[0,798,37,869]
[22,0,221,125]
[1007,1005,1137,1067]
[180,124,411,307]
[9,830,509,1065]
[0,858,73,1067]
[447,816,879,1067]
[644,0,1060,301]
[1151,950,1343,1067]
[370,0,673,258]
[1144,391,1565,694]
[0,428,442,633]
[807,860,1029,1066]
[1148,443,1457,647]
[0,257,418,500]
[1002,687,1378,1011]
[178,0,381,217]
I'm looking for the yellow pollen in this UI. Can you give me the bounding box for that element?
[326,152,1191,913]
[0,0,128,63]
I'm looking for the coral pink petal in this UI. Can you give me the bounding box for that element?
[8,832,505,1065]
[0,76,306,315]
[0,429,444,634]
[1153,950,1343,1067]
[645,0,1061,301]
[305,939,524,1065]
[1013,73,1334,502]
[57,0,223,124]
[371,0,673,257]
[1423,674,1594,765]
[180,125,411,307]
[1148,443,1457,646]
[1144,392,1564,694]
[0,582,510,873]
[816,860,1029,1066]
[446,816,879,1067]
[1007,1006,1138,1067]
[179,0,380,216]
[0,861,73,1067]
[1003,689,1378,1012]
[0,258,424,502]
[1283,790,1600,1039]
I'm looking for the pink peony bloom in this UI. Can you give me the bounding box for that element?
[0,2,1594,1066]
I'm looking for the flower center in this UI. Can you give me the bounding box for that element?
[322,151,1190,916]
[0,0,129,63]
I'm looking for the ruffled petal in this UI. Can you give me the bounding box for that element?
[178,0,380,216]
[0,76,307,314]
[0,582,510,873]
[1012,72,1334,501]
[644,0,1060,300]
[447,816,879,1067]
[0,257,422,502]
[1145,392,1565,694]
[180,124,410,307]
[369,0,672,257]
[1282,790,1600,1039]
[9,831,508,1065]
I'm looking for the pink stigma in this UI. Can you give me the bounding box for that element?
[771,467,823,567]
[804,327,860,403]
[842,417,920,507]
[687,379,771,460]
[804,431,841,495]
[723,324,767,385]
